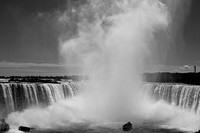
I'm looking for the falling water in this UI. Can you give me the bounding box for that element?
[145,83,200,114]
[0,83,77,117]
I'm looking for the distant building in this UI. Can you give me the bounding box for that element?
[194,66,197,73]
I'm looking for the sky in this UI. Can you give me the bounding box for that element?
[0,0,199,76]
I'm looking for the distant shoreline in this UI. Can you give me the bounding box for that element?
[144,72,200,85]
[0,73,200,85]
[0,75,86,84]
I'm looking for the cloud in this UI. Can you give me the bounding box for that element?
[183,65,190,69]
[0,62,65,76]
[0,61,64,69]
[177,65,192,72]
[145,64,179,73]
[0,61,83,76]
[145,64,194,73]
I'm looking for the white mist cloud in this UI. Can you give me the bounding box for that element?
[58,0,170,121]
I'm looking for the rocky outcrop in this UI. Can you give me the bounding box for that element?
[18,126,35,132]
[195,130,200,133]
[122,122,133,131]
[0,119,10,131]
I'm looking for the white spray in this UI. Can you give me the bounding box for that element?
[59,0,169,121]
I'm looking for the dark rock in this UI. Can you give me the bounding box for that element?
[18,126,35,132]
[122,122,133,131]
[195,130,200,133]
[0,119,10,131]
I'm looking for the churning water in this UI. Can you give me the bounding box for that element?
[1,82,199,132]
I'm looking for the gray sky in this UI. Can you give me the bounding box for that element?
[0,0,199,76]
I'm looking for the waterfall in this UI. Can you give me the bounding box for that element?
[2,81,200,120]
[0,82,78,116]
[145,83,200,114]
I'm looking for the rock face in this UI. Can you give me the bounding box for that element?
[122,122,133,131]
[0,119,10,131]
